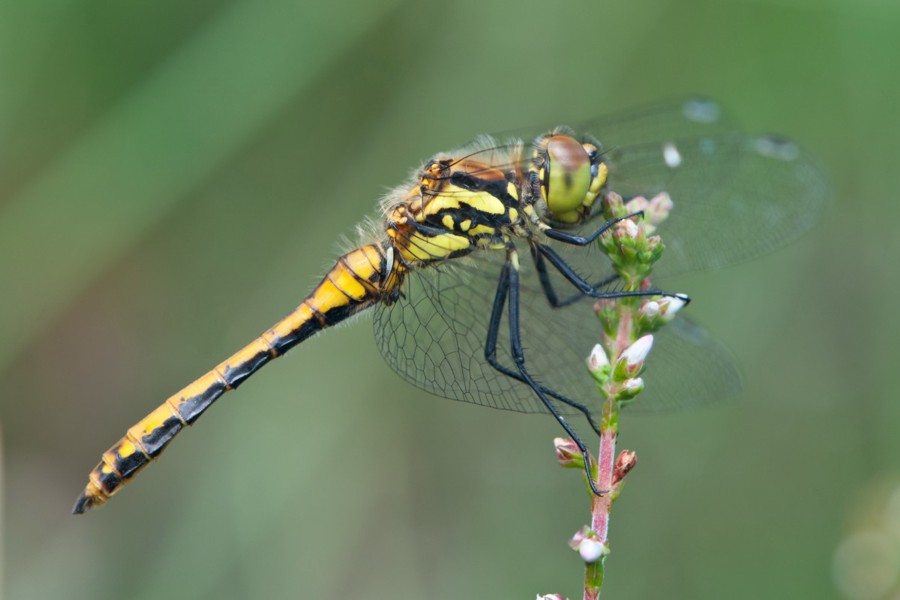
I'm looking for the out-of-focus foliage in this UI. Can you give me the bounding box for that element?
[2,1,898,598]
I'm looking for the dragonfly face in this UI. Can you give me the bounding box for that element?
[74,97,828,513]
[527,132,607,226]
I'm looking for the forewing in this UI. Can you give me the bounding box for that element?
[575,96,739,148]
[484,96,739,152]
[606,133,828,273]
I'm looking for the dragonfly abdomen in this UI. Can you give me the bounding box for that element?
[74,243,396,513]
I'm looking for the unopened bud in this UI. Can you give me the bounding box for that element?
[553,438,585,469]
[636,300,663,332]
[617,377,644,400]
[579,538,607,563]
[616,218,639,240]
[624,195,649,214]
[640,300,660,319]
[569,527,607,563]
[603,191,625,218]
[646,192,673,226]
[612,450,637,485]
[658,295,687,323]
[645,235,663,253]
[586,344,611,384]
[614,335,654,380]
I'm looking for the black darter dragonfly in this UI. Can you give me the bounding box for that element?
[73,98,827,513]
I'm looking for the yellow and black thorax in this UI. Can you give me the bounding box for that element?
[385,155,526,268]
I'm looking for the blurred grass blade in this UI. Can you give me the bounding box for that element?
[0,0,402,373]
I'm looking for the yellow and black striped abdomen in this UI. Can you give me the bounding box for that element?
[74,243,396,513]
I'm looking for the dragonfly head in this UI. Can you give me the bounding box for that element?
[531,133,607,226]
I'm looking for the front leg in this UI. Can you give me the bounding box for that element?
[529,243,619,308]
[483,250,603,437]
[486,246,606,496]
[542,211,644,246]
[535,242,690,304]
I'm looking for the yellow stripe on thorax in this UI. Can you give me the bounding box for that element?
[425,187,506,215]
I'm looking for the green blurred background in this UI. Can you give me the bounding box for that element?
[2,1,898,598]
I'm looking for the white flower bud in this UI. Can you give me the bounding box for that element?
[640,300,660,319]
[586,344,611,384]
[603,191,625,215]
[617,218,639,239]
[617,377,645,401]
[553,437,584,469]
[579,538,607,563]
[617,334,653,378]
[622,377,644,394]
[658,295,687,322]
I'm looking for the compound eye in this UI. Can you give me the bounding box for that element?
[544,135,592,220]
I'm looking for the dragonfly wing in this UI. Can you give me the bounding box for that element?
[373,247,559,414]
[529,309,743,415]
[495,251,743,414]
[487,97,739,151]
[575,96,740,148]
[622,316,742,413]
[548,132,828,289]
[373,240,741,415]
[608,133,828,274]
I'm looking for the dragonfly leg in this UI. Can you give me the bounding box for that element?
[483,248,605,494]
[535,243,691,304]
[543,211,644,246]
[529,244,618,308]
[483,256,602,437]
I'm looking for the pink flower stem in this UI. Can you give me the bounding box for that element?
[583,399,618,600]
[592,420,617,540]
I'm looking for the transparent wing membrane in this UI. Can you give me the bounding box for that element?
[605,133,827,273]
[375,240,742,415]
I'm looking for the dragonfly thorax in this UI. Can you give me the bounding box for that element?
[385,155,525,266]
[528,133,608,227]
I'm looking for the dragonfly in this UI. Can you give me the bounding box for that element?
[73,97,827,513]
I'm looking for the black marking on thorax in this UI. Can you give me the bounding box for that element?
[449,171,517,206]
